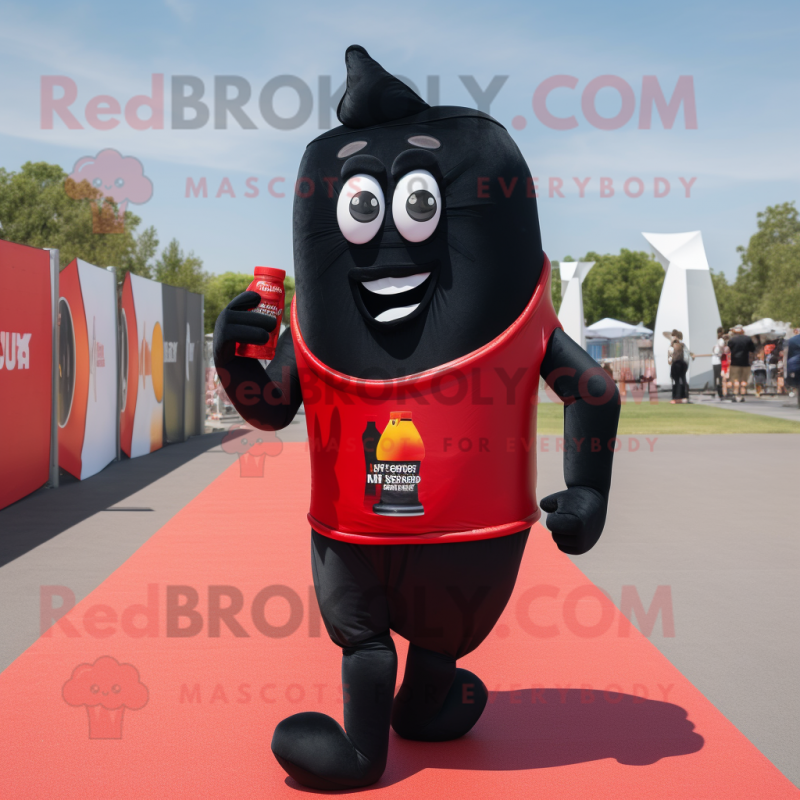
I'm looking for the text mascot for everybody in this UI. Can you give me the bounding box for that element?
[214,45,620,790]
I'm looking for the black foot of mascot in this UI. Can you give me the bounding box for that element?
[214,45,620,791]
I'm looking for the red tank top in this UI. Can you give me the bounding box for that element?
[291,256,561,544]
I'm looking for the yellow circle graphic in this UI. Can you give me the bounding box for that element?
[151,321,164,403]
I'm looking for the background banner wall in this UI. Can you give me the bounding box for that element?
[0,240,53,509]
[161,284,187,444]
[57,259,118,480]
[123,273,163,458]
[56,260,88,479]
[77,260,118,477]
[119,273,138,457]
[184,290,204,439]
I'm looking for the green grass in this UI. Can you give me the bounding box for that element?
[536,400,800,435]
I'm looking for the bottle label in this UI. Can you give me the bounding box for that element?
[235,273,285,360]
[366,412,426,517]
[255,281,284,294]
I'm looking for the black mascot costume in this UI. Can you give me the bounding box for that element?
[214,45,620,790]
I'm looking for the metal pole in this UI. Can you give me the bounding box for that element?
[48,249,60,488]
[108,266,122,461]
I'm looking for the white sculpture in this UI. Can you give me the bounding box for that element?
[643,231,722,390]
[557,261,595,349]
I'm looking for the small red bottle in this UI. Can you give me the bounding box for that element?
[236,266,286,360]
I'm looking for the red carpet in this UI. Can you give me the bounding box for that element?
[1,442,797,798]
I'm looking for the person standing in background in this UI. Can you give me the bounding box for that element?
[751,347,767,398]
[727,325,755,402]
[665,329,694,404]
[764,341,778,394]
[785,331,800,408]
[720,333,731,398]
[711,326,727,400]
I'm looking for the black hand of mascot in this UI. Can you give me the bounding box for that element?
[212,291,302,431]
[540,328,620,555]
[539,487,607,555]
[213,291,275,365]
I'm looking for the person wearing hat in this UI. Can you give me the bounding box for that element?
[727,325,755,402]
[664,329,694,403]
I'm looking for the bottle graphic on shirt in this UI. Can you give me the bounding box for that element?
[372,411,425,517]
[362,419,381,505]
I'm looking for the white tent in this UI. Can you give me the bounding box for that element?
[743,318,794,338]
[643,231,722,389]
[586,318,652,339]
[557,261,595,348]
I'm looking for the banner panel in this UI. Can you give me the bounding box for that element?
[0,240,52,510]
[162,284,187,444]
[76,260,117,478]
[56,260,88,479]
[119,274,138,457]
[184,291,204,438]
[129,274,163,457]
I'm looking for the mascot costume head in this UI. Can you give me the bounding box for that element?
[213,44,620,791]
[294,44,543,378]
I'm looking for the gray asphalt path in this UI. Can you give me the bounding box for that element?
[691,391,800,421]
[1,427,797,787]
[0,433,239,673]
[537,433,799,788]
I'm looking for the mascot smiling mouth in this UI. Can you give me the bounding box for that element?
[350,263,439,326]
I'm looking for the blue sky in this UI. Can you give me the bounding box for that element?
[1,0,798,280]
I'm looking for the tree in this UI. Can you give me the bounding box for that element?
[153,239,208,295]
[284,275,296,320]
[735,202,800,325]
[710,270,750,330]
[580,249,664,331]
[119,225,159,280]
[0,160,254,327]
[204,272,255,334]
[0,161,151,273]
[759,242,800,323]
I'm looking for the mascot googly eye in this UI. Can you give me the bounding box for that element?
[392,170,441,242]
[337,174,386,244]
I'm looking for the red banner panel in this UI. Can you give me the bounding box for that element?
[0,240,53,510]
[57,259,118,480]
[56,260,88,479]
[119,273,138,458]
[120,272,163,458]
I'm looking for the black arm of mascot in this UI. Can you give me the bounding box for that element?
[540,328,621,555]
[212,291,302,431]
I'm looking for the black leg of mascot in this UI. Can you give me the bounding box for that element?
[214,45,620,790]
